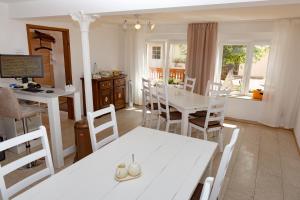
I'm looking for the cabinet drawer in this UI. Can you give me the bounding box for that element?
[99,80,113,89]
[99,89,113,108]
[114,86,126,109]
[114,78,126,87]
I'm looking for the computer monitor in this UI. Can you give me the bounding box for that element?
[0,54,44,83]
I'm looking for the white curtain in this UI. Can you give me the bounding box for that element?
[124,28,147,105]
[261,19,300,129]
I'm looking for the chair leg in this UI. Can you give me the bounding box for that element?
[21,118,37,168]
[166,121,170,132]
[219,129,224,152]
[176,123,180,134]
[188,124,192,137]
[142,108,147,126]
[150,112,156,129]
[156,116,161,130]
[204,130,208,140]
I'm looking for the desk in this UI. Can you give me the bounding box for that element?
[144,86,211,136]
[13,126,217,200]
[13,88,82,168]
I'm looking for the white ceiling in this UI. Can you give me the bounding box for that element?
[34,4,300,25]
[6,0,300,19]
[99,4,300,24]
[0,0,34,3]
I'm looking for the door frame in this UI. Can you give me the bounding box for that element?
[26,24,74,119]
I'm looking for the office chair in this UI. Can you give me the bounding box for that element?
[0,88,44,168]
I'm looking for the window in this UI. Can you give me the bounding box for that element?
[248,45,270,92]
[169,43,187,69]
[152,46,161,59]
[218,43,270,95]
[146,41,187,84]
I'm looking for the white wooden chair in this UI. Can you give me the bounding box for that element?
[156,84,182,132]
[87,104,119,152]
[0,126,54,200]
[200,177,214,200]
[188,97,226,151]
[142,78,159,128]
[205,80,222,97]
[184,76,196,93]
[191,80,230,119]
[191,129,239,200]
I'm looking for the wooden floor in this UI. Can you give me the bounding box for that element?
[2,106,300,200]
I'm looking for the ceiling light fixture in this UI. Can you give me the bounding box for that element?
[134,15,142,30]
[148,21,155,31]
[122,19,128,30]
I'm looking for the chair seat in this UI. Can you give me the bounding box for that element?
[146,103,158,110]
[189,117,221,129]
[190,110,207,118]
[160,111,182,120]
[20,105,44,119]
[191,183,204,200]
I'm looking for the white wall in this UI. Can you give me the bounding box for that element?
[90,23,124,72]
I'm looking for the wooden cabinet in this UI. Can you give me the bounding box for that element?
[81,75,127,115]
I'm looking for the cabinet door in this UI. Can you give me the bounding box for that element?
[99,88,114,109]
[114,85,126,109]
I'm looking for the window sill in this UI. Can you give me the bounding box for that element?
[228,94,262,101]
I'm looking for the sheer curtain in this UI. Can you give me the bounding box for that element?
[124,28,147,105]
[261,19,300,129]
[186,23,218,95]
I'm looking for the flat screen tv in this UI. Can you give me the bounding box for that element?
[0,54,44,79]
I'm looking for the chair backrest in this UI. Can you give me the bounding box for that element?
[204,97,226,129]
[209,128,240,200]
[0,126,54,200]
[87,104,119,152]
[0,88,22,120]
[184,76,196,93]
[205,80,223,97]
[156,84,170,120]
[142,78,154,110]
[200,177,214,200]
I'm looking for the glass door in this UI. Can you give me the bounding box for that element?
[146,41,166,84]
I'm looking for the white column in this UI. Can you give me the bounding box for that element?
[71,11,98,113]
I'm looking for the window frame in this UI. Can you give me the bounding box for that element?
[152,46,161,59]
[216,40,271,96]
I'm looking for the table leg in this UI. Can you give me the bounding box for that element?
[73,91,82,121]
[181,111,189,136]
[209,157,214,176]
[47,97,64,168]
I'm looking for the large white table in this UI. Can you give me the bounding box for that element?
[13,87,82,168]
[13,126,217,200]
[146,86,211,136]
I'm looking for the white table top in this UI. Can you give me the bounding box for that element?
[167,86,210,112]
[13,126,217,200]
[13,87,76,99]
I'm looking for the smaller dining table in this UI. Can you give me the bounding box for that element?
[13,126,217,200]
[145,86,211,136]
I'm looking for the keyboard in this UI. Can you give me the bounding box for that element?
[22,88,44,93]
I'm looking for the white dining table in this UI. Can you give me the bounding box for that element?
[12,87,82,168]
[146,86,211,136]
[13,126,217,200]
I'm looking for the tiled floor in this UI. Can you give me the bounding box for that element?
[2,106,300,200]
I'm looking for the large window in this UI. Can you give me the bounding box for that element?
[218,43,270,95]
